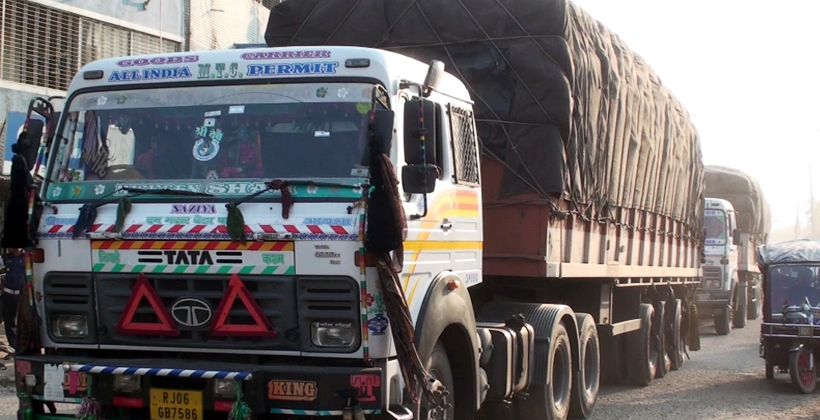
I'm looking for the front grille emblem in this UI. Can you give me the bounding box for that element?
[171,297,213,328]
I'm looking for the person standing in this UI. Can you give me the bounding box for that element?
[1,248,25,352]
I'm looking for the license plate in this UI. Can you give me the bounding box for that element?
[697,293,709,301]
[149,389,202,420]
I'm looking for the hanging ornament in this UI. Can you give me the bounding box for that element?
[227,382,251,420]
[76,377,101,420]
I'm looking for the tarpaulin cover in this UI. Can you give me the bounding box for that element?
[757,240,820,267]
[265,0,704,230]
[704,165,770,241]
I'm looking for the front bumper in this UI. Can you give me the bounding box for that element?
[695,290,730,315]
[15,355,395,419]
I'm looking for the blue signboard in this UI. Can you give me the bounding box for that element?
[4,111,46,162]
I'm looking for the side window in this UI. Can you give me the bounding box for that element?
[448,104,480,185]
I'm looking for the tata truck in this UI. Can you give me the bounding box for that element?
[699,166,770,335]
[10,1,704,420]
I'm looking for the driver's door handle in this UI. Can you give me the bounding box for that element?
[440,219,453,232]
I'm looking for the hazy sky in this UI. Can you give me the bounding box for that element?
[571,0,820,229]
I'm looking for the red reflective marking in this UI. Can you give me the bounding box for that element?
[209,274,277,337]
[113,396,143,408]
[48,225,62,233]
[307,225,322,234]
[213,401,233,412]
[168,225,184,233]
[190,225,206,233]
[331,225,347,234]
[126,224,141,233]
[147,225,162,233]
[260,225,275,233]
[115,273,180,336]
[284,225,299,233]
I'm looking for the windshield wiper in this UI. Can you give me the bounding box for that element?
[72,186,214,238]
[225,179,365,242]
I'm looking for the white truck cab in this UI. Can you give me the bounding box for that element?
[700,197,744,334]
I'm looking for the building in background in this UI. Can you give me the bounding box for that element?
[0,0,183,174]
[188,0,277,51]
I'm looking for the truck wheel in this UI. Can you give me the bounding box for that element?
[733,286,747,329]
[627,303,657,386]
[789,347,817,394]
[654,302,670,379]
[569,314,599,419]
[747,287,761,320]
[670,299,686,371]
[714,306,731,336]
[422,341,455,420]
[478,302,575,420]
[518,321,572,420]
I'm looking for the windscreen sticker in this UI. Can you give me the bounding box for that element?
[108,67,193,82]
[316,87,328,98]
[336,87,349,99]
[314,131,330,138]
[203,118,216,128]
[117,55,199,67]
[96,96,108,106]
[204,110,222,117]
[193,138,220,162]
[229,105,245,114]
[356,103,372,114]
[241,50,331,60]
[198,63,243,80]
[246,62,339,77]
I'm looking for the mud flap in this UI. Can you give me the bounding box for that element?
[684,291,700,352]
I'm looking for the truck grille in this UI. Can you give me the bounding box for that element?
[96,273,300,351]
[702,266,722,289]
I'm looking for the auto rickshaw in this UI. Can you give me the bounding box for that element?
[758,239,820,393]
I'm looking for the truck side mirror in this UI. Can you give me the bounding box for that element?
[404,99,437,165]
[361,109,394,165]
[732,229,742,246]
[402,164,438,194]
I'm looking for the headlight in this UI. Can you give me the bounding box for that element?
[311,321,355,348]
[114,374,141,393]
[214,379,236,399]
[799,326,813,337]
[52,315,88,338]
[705,280,721,289]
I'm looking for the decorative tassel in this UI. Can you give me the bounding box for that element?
[72,204,97,239]
[228,384,250,420]
[76,377,101,420]
[23,408,33,420]
[226,202,246,244]
[114,196,132,234]
[269,180,293,219]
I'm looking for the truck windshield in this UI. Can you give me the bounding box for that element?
[704,209,726,245]
[49,82,376,188]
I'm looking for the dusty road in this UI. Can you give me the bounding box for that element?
[595,317,820,420]
[0,319,815,420]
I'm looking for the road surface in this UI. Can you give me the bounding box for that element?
[0,319,816,419]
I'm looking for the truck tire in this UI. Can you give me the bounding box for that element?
[654,302,670,379]
[714,305,731,336]
[733,284,747,329]
[670,299,686,371]
[747,286,761,320]
[627,303,657,386]
[478,302,576,420]
[569,314,599,419]
[422,341,456,420]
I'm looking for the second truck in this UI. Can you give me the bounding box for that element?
[700,165,771,335]
[9,0,704,419]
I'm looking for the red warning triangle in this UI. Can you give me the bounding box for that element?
[115,273,180,336]
[209,274,277,337]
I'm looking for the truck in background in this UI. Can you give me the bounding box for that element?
[700,166,771,335]
[7,1,704,420]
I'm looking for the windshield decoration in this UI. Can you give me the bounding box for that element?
[240,50,331,61]
[108,67,194,83]
[80,111,110,178]
[117,55,199,67]
[198,62,243,80]
[245,62,339,77]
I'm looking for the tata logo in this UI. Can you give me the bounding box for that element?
[164,250,214,265]
[267,380,317,401]
[171,204,216,214]
[170,297,213,328]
